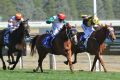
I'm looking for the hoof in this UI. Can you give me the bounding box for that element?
[72,61,76,64]
[9,67,14,70]
[33,69,37,72]
[3,66,6,70]
[64,61,68,65]
[8,64,14,70]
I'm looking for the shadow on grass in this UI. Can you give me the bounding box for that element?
[25,71,49,74]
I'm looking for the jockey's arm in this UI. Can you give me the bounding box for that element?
[8,20,18,32]
[21,18,24,21]
[46,16,55,24]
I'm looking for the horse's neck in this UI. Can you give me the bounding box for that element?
[11,26,24,41]
[53,29,68,50]
[95,28,107,44]
[56,28,68,41]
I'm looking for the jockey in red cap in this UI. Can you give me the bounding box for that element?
[46,13,66,36]
[8,13,24,33]
[3,13,24,46]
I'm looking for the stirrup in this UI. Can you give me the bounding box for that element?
[4,46,8,49]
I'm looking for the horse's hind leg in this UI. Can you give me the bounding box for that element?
[33,59,40,72]
[33,51,47,73]
[0,48,6,70]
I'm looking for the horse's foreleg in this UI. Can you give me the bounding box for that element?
[64,40,73,72]
[66,50,73,73]
[9,50,22,70]
[7,50,15,64]
[97,54,107,72]
[0,49,6,70]
[91,55,97,72]
[7,50,12,63]
[0,48,6,70]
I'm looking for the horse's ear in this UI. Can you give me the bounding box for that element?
[100,24,105,28]
[104,24,109,28]
[66,23,72,29]
[25,19,29,22]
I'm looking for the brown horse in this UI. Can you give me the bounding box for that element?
[0,19,30,70]
[30,23,77,73]
[65,24,116,72]
[8,19,30,70]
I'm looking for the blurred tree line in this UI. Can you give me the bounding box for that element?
[0,0,120,21]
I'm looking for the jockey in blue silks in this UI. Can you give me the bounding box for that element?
[80,15,100,48]
[4,13,24,45]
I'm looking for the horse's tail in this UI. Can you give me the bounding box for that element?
[30,35,39,56]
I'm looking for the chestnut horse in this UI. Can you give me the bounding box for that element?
[30,24,77,73]
[65,24,116,72]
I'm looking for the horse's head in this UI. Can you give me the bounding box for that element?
[100,24,116,42]
[63,23,77,38]
[105,24,116,42]
[20,19,30,37]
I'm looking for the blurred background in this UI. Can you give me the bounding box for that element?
[0,0,120,21]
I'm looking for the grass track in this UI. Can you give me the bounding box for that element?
[0,69,120,80]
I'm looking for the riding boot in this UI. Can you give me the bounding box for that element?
[4,30,10,49]
[50,35,54,47]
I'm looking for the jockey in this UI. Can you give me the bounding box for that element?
[46,13,66,36]
[46,13,68,46]
[8,13,24,33]
[80,15,100,48]
[4,13,24,46]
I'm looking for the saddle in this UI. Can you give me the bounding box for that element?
[41,34,53,48]
[78,33,86,50]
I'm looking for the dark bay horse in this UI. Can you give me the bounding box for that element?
[65,24,116,72]
[30,23,77,73]
[0,19,30,70]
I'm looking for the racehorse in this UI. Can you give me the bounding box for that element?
[30,23,77,73]
[0,19,30,70]
[65,24,116,72]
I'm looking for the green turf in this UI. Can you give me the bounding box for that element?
[0,70,120,80]
[0,69,120,80]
